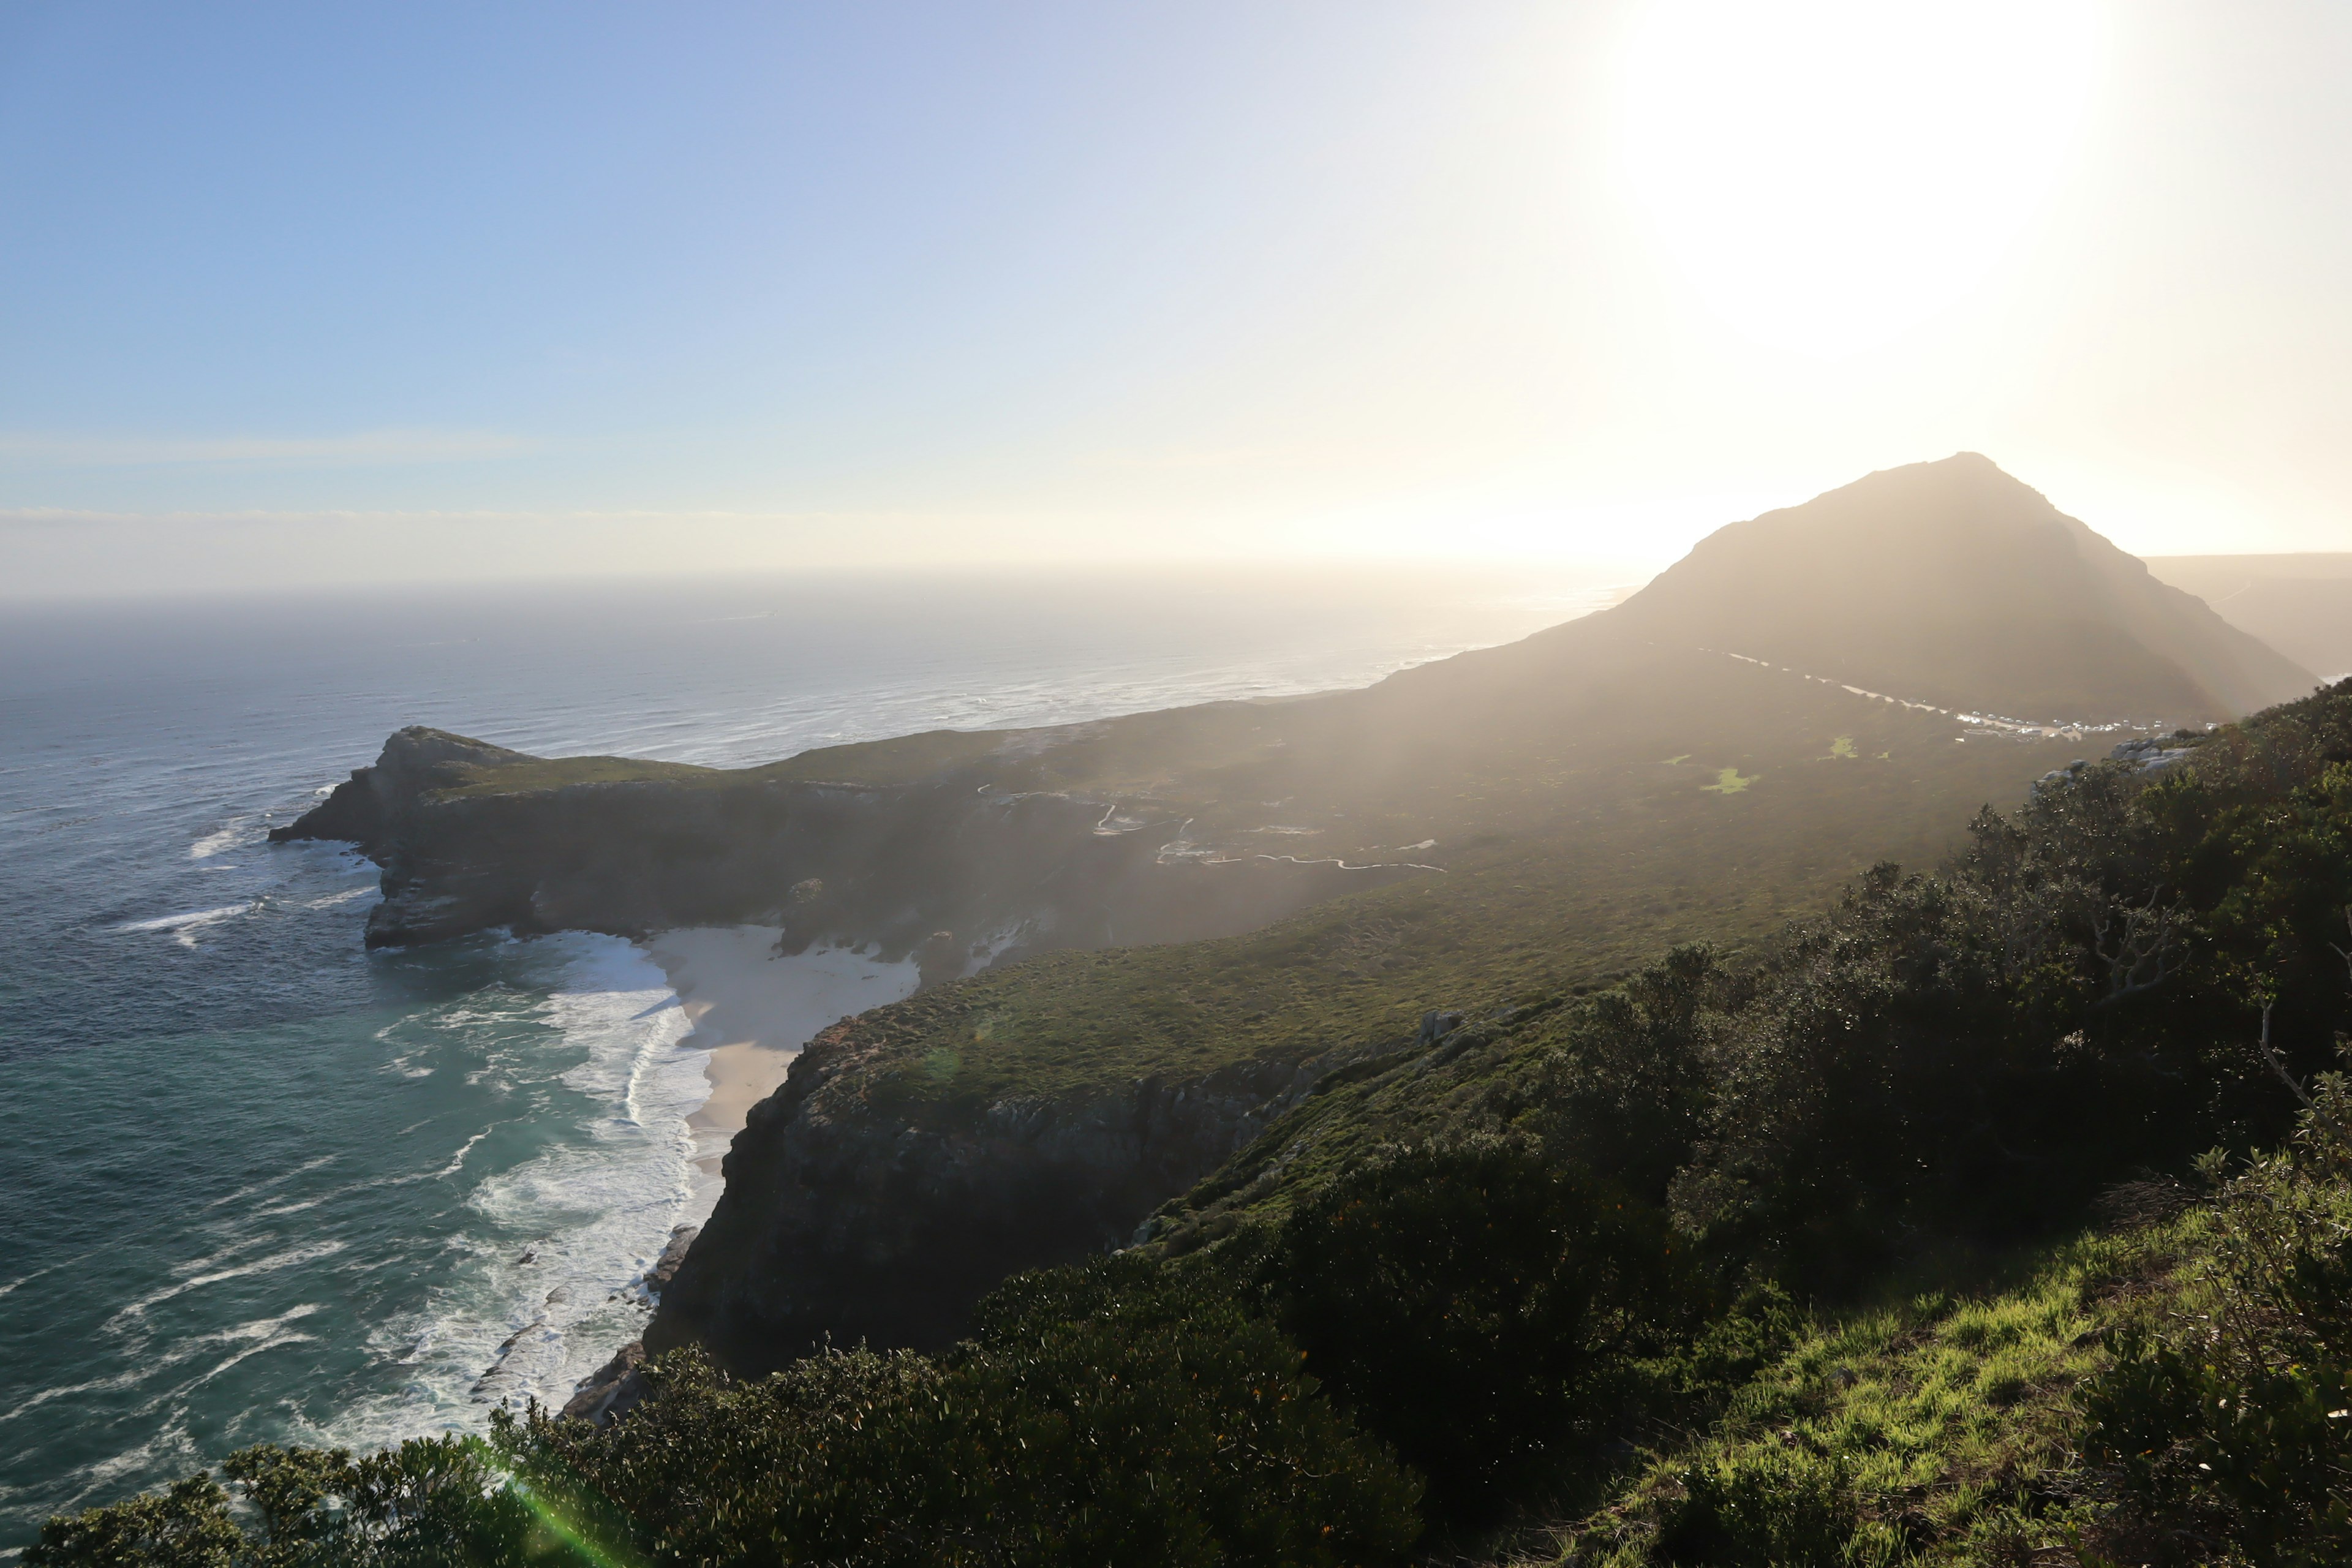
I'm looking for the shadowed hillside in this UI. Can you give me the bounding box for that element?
[1584,453,2312,722]
[2146,551,2352,682]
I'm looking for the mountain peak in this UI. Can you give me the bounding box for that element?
[1600,456,2311,722]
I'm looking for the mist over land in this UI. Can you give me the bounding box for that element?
[10,2,2352,1563]
[23,452,2348,1563]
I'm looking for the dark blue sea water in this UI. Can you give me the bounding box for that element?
[0,564,1622,1550]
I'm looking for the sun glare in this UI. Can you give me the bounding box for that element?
[1616,0,2105,358]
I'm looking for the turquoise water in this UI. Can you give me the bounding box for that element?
[0,564,1621,1550]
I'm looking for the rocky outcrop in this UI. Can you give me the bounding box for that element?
[643,1017,1349,1373]
[561,1341,649,1425]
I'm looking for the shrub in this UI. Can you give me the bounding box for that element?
[2082,1096,2352,1566]
[26,1436,544,1568]
[1264,1137,1701,1525]
[505,1259,1423,1567]
[1646,1450,1881,1567]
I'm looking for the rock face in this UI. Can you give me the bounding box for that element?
[561,1341,649,1425]
[644,1017,1345,1371]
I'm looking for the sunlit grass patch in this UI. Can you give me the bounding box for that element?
[1540,1222,2190,1566]
[1700,767,1757,794]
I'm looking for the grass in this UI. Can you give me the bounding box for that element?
[429,728,1020,799]
[1700,766,1758,794]
[1523,1220,2195,1567]
[428,753,719,796]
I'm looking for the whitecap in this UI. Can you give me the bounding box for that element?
[205,1153,339,1210]
[104,1241,348,1330]
[111,902,258,946]
[189,823,252,859]
[323,935,703,1445]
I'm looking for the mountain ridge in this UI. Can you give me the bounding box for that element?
[1546,452,2313,722]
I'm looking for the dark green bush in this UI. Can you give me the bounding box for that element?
[2082,1102,2352,1566]
[1536,944,1725,1204]
[503,1259,1421,1567]
[27,1436,546,1568]
[1648,1449,1871,1567]
[1264,1137,1701,1525]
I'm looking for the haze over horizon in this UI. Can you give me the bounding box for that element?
[6,0,2352,597]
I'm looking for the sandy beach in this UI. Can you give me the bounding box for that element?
[642,926,922,1182]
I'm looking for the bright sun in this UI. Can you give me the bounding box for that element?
[1616,0,2104,358]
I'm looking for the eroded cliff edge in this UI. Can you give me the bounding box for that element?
[643,1007,1369,1368]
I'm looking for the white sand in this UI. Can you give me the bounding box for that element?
[641,926,922,1185]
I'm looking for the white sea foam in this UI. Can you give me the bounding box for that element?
[322,935,704,1450]
[189,822,257,859]
[104,1242,348,1331]
[205,1154,340,1210]
[0,1307,336,1430]
[111,902,258,946]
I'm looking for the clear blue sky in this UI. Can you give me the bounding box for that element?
[5,1,2350,594]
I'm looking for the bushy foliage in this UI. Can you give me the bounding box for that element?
[1664,693,2352,1283]
[26,1436,546,1568]
[1257,1138,1702,1525]
[1646,1449,1877,1568]
[1532,946,1727,1204]
[513,1260,1421,1567]
[2082,1085,2352,1566]
[36,1266,1419,1568]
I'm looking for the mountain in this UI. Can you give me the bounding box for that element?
[2145,552,2352,683]
[1586,453,2314,722]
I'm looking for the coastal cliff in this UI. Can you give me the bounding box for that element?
[645,1009,1359,1367]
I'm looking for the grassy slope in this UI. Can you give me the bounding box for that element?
[1526,1219,2192,1566]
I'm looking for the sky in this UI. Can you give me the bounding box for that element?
[2,0,2350,597]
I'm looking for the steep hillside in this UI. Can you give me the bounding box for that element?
[1591,453,2312,722]
[2146,550,2352,682]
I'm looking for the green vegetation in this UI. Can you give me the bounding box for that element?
[831,650,2081,1116]
[1828,736,1858,759]
[1547,1227,2180,1565]
[1699,767,1755,793]
[42,679,2352,1566]
[428,728,1020,799]
[431,753,720,797]
[32,1268,1419,1568]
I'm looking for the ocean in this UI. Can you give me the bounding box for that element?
[0,562,1625,1550]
